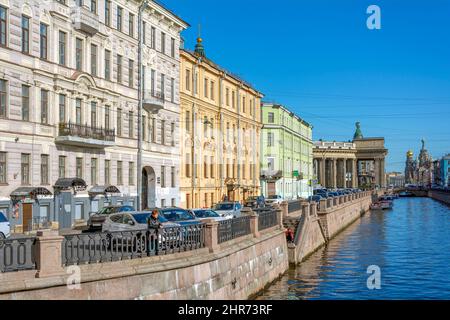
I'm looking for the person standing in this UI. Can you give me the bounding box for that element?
[147,209,162,255]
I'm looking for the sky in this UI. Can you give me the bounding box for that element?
[161,0,450,172]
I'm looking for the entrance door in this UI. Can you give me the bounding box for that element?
[142,168,148,209]
[142,167,156,209]
[22,203,32,232]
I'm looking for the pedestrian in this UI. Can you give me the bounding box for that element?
[285,228,294,243]
[147,209,162,255]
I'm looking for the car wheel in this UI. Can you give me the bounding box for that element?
[0,232,5,240]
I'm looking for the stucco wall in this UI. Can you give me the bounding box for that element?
[0,228,288,300]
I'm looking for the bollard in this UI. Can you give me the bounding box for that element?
[309,202,317,216]
[249,213,260,238]
[204,219,220,253]
[319,199,328,211]
[35,229,65,278]
[279,201,289,217]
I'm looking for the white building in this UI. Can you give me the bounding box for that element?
[0,0,188,232]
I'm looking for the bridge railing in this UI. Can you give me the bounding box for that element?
[0,237,36,273]
[217,216,251,244]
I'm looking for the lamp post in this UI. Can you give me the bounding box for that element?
[137,0,149,211]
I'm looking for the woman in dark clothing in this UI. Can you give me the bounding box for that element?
[147,209,162,255]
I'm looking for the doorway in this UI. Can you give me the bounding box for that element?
[142,166,156,209]
[22,203,32,232]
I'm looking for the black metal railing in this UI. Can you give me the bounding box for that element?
[61,225,206,266]
[257,209,278,231]
[217,216,251,244]
[287,200,301,213]
[58,122,115,142]
[0,237,36,273]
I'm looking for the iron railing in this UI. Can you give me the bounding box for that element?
[62,225,206,266]
[287,200,301,213]
[58,122,115,142]
[217,216,251,244]
[257,209,278,231]
[0,237,36,273]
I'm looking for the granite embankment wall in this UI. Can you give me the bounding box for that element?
[428,190,450,205]
[286,191,374,265]
[0,217,288,300]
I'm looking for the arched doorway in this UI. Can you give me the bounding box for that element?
[142,166,156,209]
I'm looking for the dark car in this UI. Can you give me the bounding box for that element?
[153,207,201,226]
[308,195,323,202]
[87,205,135,231]
[244,196,265,208]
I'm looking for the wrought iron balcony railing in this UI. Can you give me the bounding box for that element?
[59,122,115,142]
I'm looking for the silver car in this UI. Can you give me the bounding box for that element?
[213,202,242,218]
[189,209,233,222]
[0,211,11,239]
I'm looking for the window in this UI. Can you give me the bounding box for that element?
[268,112,274,123]
[171,198,176,207]
[151,118,156,142]
[104,160,110,185]
[21,154,30,185]
[231,91,235,109]
[142,115,146,141]
[91,44,97,76]
[76,157,83,179]
[41,89,48,124]
[171,122,175,146]
[128,111,133,138]
[128,162,134,185]
[75,98,82,125]
[161,32,166,54]
[117,54,122,83]
[150,69,155,95]
[91,158,97,185]
[226,122,230,142]
[204,78,208,98]
[161,166,165,188]
[170,78,175,102]
[0,6,7,47]
[171,38,175,58]
[105,106,110,129]
[59,94,66,123]
[22,85,29,121]
[161,199,166,208]
[40,23,48,60]
[210,156,214,178]
[268,132,274,147]
[105,0,111,26]
[203,116,208,137]
[117,108,122,135]
[0,152,6,184]
[90,102,97,127]
[91,0,97,13]
[242,97,246,113]
[129,13,134,37]
[160,120,165,144]
[226,88,229,106]
[58,156,66,179]
[151,26,156,49]
[267,157,275,171]
[39,154,49,185]
[21,16,29,53]
[185,69,191,91]
[185,111,190,133]
[142,21,146,44]
[128,59,134,87]
[104,49,111,80]
[204,156,208,178]
[117,161,123,185]
[160,73,165,98]
[117,6,123,31]
[59,31,66,65]
[75,38,83,71]
[171,166,175,187]
[232,124,236,143]
[210,81,215,101]
[250,99,253,116]
[185,153,191,178]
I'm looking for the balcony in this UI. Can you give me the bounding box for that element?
[143,91,165,114]
[56,122,115,148]
[71,5,99,36]
[260,170,283,181]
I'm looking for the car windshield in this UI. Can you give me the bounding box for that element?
[214,203,234,210]
[194,210,220,218]
[161,209,194,221]
[119,206,135,212]
[132,213,169,224]
[97,206,118,215]
[268,195,279,199]
[0,212,7,223]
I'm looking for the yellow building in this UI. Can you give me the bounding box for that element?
[180,38,264,209]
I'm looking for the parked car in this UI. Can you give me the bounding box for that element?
[308,195,323,202]
[265,195,283,206]
[154,207,202,226]
[213,202,242,218]
[244,196,265,208]
[189,209,232,222]
[87,205,136,231]
[0,211,11,239]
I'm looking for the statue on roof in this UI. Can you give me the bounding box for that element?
[353,122,363,140]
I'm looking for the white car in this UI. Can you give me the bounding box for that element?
[189,209,233,222]
[213,202,242,218]
[265,195,283,206]
[0,211,11,239]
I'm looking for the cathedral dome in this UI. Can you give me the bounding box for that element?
[407,150,413,157]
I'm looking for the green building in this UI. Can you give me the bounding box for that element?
[260,103,313,199]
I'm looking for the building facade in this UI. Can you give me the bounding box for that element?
[260,103,313,199]
[313,123,388,189]
[0,0,187,232]
[386,172,405,188]
[404,139,434,187]
[179,39,263,209]
[439,154,450,187]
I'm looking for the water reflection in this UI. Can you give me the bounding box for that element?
[256,198,450,300]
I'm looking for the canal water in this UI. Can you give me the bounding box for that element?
[256,197,450,299]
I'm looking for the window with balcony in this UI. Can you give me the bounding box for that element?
[41,155,49,185]
[105,0,111,26]
[21,154,30,185]
[76,38,83,71]
[90,102,97,127]
[104,49,111,80]
[22,85,29,121]
[59,156,66,179]
[150,69,156,95]
[59,94,66,123]
[41,89,48,124]
[105,106,110,130]
[58,31,66,65]
[75,98,82,125]
[117,6,123,32]
[91,44,97,76]
[40,23,48,60]
[21,16,29,54]
[0,6,7,47]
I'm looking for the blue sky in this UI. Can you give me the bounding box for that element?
[162,0,450,172]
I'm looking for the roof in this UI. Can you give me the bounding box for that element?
[262,102,313,128]
[150,0,190,28]
[10,187,52,198]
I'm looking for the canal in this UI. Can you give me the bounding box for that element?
[256,197,450,299]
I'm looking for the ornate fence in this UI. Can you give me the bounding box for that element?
[287,200,301,213]
[257,209,278,231]
[0,237,36,273]
[217,216,251,244]
[62,224,206,266]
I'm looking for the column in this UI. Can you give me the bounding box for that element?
[352,159,358,188]
[343,159,348,188]
[380,158,386,188]
[320,158,326,187]
[332,159,337,189]
[374,158,381,187]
